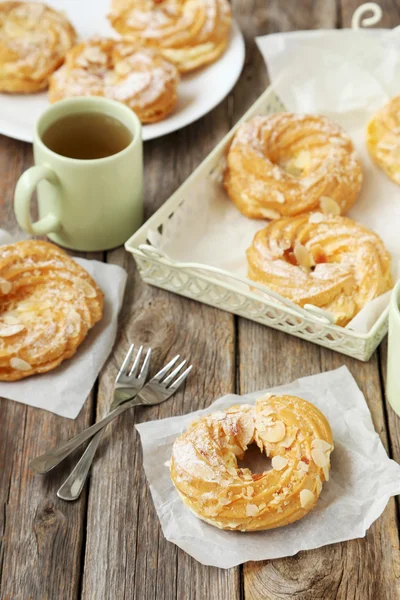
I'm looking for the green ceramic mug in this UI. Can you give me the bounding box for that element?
[14,97,143,251]
[387,280,400,416]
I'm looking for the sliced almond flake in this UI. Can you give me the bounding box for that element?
[308,212,325,224]
[311,439,332,452]
[285,163,302,177]
[311,448,329,468]
[259,502,266,510]
[276,505,283,513]
[261,420,286,443]
[294,243,315,269]
[320,196,341,216]
[232,445,243,457]
[258,207,281,220]
[0,278,11,294]
[164,460,171,468]
[322,466,330,481]
[10,357,31,371]
[245,503,259,517]
[315,476,322,495]
[218,497,232,506]
[299,489,315,510]
[274,191,286,204]
[0,324,25,337]
[278,432,297,449]
[271,455,289,471]
[293,149,311,169]
[297,461,309,474]
[2,314,20,325]
[247,486,254,497]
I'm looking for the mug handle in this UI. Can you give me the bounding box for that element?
[14,165,61,235]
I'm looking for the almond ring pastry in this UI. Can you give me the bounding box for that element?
[170,394,333,531]
[366,95,400,185]
[247,214,393,326]
[108,0,232,73]
[0,1,76,93]
[0,241,104,381]
[224,114,363,220]
[49,37,180,124]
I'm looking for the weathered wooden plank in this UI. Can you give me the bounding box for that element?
[81,112,240,598]
[0,135,99,600]
[234,0,400,599]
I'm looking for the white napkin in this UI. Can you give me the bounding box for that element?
[0,230,127,418]
[136,366,400,568]
[148,27,400,333]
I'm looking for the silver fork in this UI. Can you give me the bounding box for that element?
[30,354,192,477]
[56,344,151,501]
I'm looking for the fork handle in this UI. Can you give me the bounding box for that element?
[56,429,105,500]
[30,396,141,474]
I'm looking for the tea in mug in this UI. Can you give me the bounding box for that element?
[41,112,133,160]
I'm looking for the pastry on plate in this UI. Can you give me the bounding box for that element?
[0,1,76,93]
[108,0,231,73]
[0,240,103,381]
[366,95,400,185]
[224,114,363,220]
[246,213,393,326]
[49,37,180,124]
[170,393,333,531]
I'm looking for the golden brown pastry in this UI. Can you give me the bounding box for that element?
[108,0,231,73]
[0,1,76,93]
[170,394,333,531]
[247,213,393,326]
[224,114,363,220]
[49,37,180,124]
[0,241,103,381]
[366,96,400,185]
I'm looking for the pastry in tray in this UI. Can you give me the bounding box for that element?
[170,393,333,531]
[0,1,76,93]
[0,240,103,381]
[366,95,400,185]
[49,37,180,124]
[224,113,363,220]
[246,213,393,326]
[108,0,232,73]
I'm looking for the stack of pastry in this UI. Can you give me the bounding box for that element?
[0,0,232,123]
[0,240,103,381]
[223,112,394,326]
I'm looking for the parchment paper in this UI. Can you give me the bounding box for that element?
[136,366,400,568]
[148,28,400,333]
[0,230,127,418]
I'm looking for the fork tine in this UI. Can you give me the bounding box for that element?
[116,344,135,381]
[128,345,143,377]
[162,359,187,386]
[168,365,193,392]
[152,354,180,382]
[138,348,152,379]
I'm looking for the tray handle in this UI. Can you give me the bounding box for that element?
[137,244,335,325]
[351,3,382,29]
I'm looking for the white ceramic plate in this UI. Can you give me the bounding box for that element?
[0,0,245,142]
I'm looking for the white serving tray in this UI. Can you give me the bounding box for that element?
[125,85,389,362]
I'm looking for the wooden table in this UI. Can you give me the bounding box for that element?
[1,1,400,598]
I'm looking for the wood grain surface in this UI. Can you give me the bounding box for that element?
[1,1,400,599]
